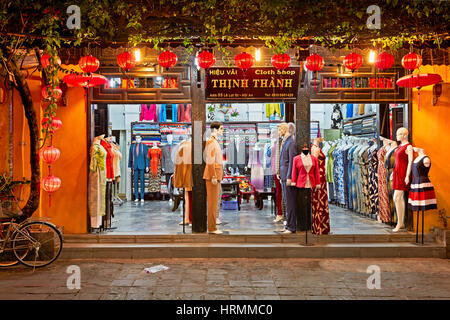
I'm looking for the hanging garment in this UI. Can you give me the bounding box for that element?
[159,104,167,122]
[347,145,358,210]
[393,143,411,191]
[173,140,193,190]
[171,104,178,122]
[248,147,265,191]
[408,156,437,211]
[358,104,365,115]
[140,104,158,122]
[368,146,379,216]
[100,139,115,180]
[385,147,397,224]
[184,104,192,122]
[311,149,330,235]
[330,104,343,129]
[111,143,122,179]
[346,104,354,118]
[88,139,107,228]
[265,103,283,118]
[359,145,371,214]
[377,147,390,222]
[342,145,352,208]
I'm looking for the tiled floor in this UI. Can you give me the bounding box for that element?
[105,198,397,235]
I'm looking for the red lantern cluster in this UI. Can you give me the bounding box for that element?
[41,116,62,133]
[158,50,178,70]
[375,52,395,71]
[117,51,136,71]
[401,52,422,71]
[235,52,254,72]
[79,55,100,73]
[41,54,61,69]
[196,50,216,69]
[271,53,291,70]
[41,85,62,101]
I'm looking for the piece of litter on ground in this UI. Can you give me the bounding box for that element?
[144,265,170,274]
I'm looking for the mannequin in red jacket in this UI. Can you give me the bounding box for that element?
[291,145,320,231]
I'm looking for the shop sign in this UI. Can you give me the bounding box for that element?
[205,67,299,100]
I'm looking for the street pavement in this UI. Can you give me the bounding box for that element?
[0,258,449,300]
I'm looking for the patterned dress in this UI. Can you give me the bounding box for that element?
[385,147,397,224]
[333,147,345,205]
[88,140,107,228]
[147,148,162,193]
[368,146,379,216]
[312,149,330,235]
[360,146,371,214]
[377,146,390,222]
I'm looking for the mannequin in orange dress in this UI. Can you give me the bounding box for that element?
[147,142,162,195]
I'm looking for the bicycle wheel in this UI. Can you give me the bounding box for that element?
[12,221,63,268]
[0,221,19,267]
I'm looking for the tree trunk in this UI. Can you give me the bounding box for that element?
[2,47,40,218]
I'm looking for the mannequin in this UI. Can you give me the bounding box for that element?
[148,141,162,197]
[291,144,320,232]
[128,135,149,202]
[310,137,330,235]
[173,138,193,225]
[276,123,297,234]
[408,147,437,240]
[161,134,175,188]
[203,121,224,234]
[391,128,413,232]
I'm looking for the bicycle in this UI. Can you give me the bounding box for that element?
[0,197,63,268]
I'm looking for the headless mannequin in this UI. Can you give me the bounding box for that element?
[413,147,431,167]
[391,128,413,232]
[210,126,223,186]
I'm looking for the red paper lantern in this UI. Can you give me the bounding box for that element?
[196,51,216,69]
[41,85,62,101]
[401,52,422,71]
[305,54,324,72]
[117,51,136,71]
[375,52,395,71]
[344,53,363,71]
[271,53,291,70]
[63,73,107,88]
[305,54,324,90]
[41,54,61,69]
[40,146,61,164]
[235,52,254,71]
[158,50,178,70]
[78,55,100,73]
[41,175,61,193]
[41,116,62,133]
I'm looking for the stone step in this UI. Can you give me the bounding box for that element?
[63,232,435,244]
[60,242,446,259]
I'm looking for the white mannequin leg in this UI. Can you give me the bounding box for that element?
[393,190,405,232]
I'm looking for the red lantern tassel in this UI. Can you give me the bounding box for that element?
[418,90,420,111]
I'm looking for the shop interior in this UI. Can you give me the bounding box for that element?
[310,102,410,234]
[88,101,409,235]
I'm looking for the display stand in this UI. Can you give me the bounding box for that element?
[415,210,425,245]
[101,181,117,232]
[182,188,186,234]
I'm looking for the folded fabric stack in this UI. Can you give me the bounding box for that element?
[343,121,352,134]
[361,116,376,134]
[352,119,363,135]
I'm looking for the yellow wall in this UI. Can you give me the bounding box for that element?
[412,65,450,232]
[8,66,88,234]
[0,87,10,174]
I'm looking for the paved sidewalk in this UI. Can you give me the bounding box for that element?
[0,258,449,300]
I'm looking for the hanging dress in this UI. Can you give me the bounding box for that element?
[368,146,379,216]
[408,156,437,211]
[88,140,107,228]
[147,147,162,193]
[377,146,390,222]
[249,147,264,191]
[311,149,330,235]
[385,147,397,224]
